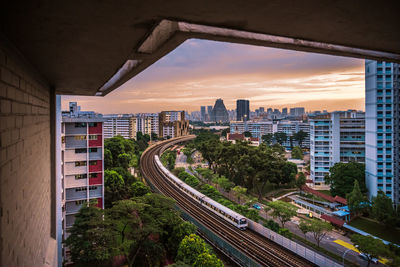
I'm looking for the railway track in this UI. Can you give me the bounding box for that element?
[140,136,313,267]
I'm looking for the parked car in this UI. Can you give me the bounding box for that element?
[252,203,262,210]
[358,253,379,264]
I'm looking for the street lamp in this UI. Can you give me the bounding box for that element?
[342,245,358,266]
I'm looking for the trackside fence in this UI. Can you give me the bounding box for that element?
[247,220,342,267]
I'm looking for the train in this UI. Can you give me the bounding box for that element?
[154,155,248,230]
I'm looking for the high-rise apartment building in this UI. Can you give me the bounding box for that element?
[310,111,365,185]
[61,103,105,262]
[103,114,132,139]
[159,111,189,138]
[211,99,229,123]
[131,113,159,139]
[365,60,400,204]
[236,99,250,121]
[277,121,310,148]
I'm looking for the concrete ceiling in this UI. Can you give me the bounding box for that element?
[1,1,399,96]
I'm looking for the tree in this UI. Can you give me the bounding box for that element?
[261,133,273,145]
[371,191,397,227]
[104,170,125,208]
[130,181,150,197]
[193,253,224,267]
[214,176,234,192]
[232,185,247,204]
[324,162,366,198]
[274,132,287,145]
[346,180,365,216]
[291,146,303,160]
[294,130,308,148]
[351,234,389,267]
[243,131,252,137]
[167,221,197,258]
[65,204,116,267]
[281,161,298,185]
[176,234,209,265]
[265,201,297,228]
[298,219,311,240]
[104,148,113,169]
[161,150,177,170]
[295,172,306,191]
[307,219,332,247]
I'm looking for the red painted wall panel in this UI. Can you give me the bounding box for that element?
[89,122,102,134]
[89,160,102,172]
[89,134,102,147]
[96,198,103,209]
[89,172,102,185]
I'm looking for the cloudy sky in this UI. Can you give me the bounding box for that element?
[62,39,365,113]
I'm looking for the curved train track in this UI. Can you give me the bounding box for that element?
[140,136,313,267]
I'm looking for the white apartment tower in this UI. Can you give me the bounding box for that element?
[310,111,365,185]
[365,60,400,205]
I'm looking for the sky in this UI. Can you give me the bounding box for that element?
[62,39,365,113]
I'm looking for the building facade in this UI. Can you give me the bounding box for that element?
[210,99,229,123]
[230,121,273,138]
[365,60,400,204]
[159,111,189,138]
[310,111,365,185]
[61,103,105,263]
[103,114,132,139]
[236,99,250,121]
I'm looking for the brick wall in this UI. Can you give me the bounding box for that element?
[0,39,57,266]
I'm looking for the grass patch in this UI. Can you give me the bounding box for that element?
[349,217,400,245]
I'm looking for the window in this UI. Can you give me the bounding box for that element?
[89,148,98,153]
[75,122,86,128]
[75,148,87,153]
[89,135,97,140]
[75,187,87,192]
[89,160,97,166]
[89,173,98,178]
[74,135,86,140]
[88,122,97,127]
[89,186,97,190]
[75,161,87,167]
[75,174,87,180]
[75,200,86,205]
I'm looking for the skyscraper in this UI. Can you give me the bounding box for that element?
[236,99,250,121]
[211,99,229,123]
[207,105,213,121]
[200,106,206,121]
[282,107,288,115]
[365,60,400,205]
[290,107,305,116]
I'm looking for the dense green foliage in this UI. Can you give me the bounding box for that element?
[161,149,177,170]
[371,192,399,227]
[324,162,366,198]
[291,146,303,159]
[295,172,306,190]
[293,130,308,148]
[176,234,223,267]
[346,180,366,216]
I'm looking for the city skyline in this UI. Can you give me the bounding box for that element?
[62,39,365,113]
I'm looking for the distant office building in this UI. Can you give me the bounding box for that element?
[207,105,213,121]
[267,108,273,114]
[310,111,365,185]
[230,121,273,138]
[159,111,189,138]
[273,109,280,115]
[365,60,400,204]
[259,107,265,113]
[211,99,229,123]
[200,106,206,121]
[61,103,105,263]
[282,107,288,115]
[103,114,132,139]
[236,99,250,121]
[290,107,305,116]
